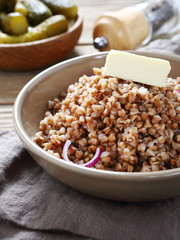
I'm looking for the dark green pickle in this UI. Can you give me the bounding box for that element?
[0,12,6,28]
[0,0,5,12]
[41,0,78,19]
[0,0,16,12]
[22,0,52,25]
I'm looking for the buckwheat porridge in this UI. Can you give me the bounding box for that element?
[34,68,180,172]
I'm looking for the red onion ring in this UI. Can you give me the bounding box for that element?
[83,147,102,167]
[62,140,102,167]
[62,140,71,162]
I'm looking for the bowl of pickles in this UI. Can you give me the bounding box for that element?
[0,0,83,71]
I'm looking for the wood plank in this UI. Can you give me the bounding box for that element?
[0,70,41,105]
[0,105,13,131]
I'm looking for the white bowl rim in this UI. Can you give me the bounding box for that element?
[13,51,180,181]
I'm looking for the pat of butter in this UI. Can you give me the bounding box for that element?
[102,50,171,87]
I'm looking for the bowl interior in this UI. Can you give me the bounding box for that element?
[18,51,180,139]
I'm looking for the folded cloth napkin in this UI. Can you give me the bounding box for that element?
[138,33,180,55]
[1,131,180,240]
[1,34,180,240]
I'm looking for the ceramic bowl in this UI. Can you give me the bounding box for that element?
[0,15,83,71]
[13,51,180,202]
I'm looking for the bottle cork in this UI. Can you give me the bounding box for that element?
[93,7,149,51]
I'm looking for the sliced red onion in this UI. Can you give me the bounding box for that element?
[178,90,180,93]
[62,140,71,162]
[62,140,102,167]
[83,147,103,167]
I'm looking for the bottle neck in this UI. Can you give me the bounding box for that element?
[134,0,179,39]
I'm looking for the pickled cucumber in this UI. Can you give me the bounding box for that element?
[21,0,52,26]
[0,14,68,43]
[41,0,78,19]
[5,0,17,12]
[2,12,29,35]
[0,12,6,28]
[0,0,6,11]
[14,1,28,16]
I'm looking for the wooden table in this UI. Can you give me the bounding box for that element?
[0,0,142,132]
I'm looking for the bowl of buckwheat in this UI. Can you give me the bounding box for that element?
[13,50,180,202]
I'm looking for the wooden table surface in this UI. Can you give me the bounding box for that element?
[0,0,142,132]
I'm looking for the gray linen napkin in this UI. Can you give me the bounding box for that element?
[1,130,180,240]
[1,34,180,240]
[138,33,180,55]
